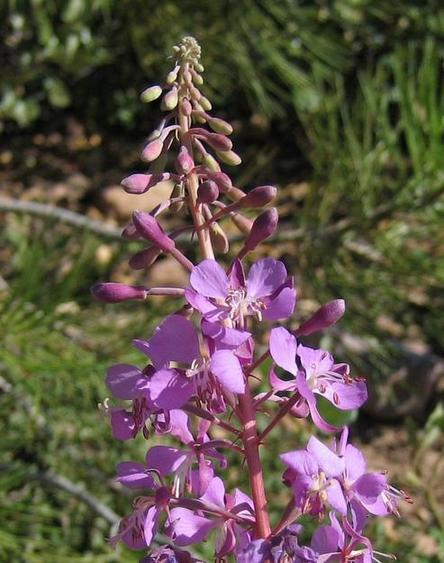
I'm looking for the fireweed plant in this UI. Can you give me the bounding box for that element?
[92,37,410,562]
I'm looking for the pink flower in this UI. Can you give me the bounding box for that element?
[185,258,295,322]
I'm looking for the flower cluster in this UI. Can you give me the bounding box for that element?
[92,37,409,562]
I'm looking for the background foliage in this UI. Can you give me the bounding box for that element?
[1,0,444,561]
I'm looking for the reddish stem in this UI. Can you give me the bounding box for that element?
[238,386,271,538]
[258,392,301,444]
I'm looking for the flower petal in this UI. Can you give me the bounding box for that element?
[145,315,200,368]
[169,507,216,546]
[106,364,148,400]
[307,436,345,477]
[148,368,194,410]
[246,258,287,298]
[146,445,189,475]
[200,475,226,508]
[262,285,296,321]
[110,409,135,441]
[190,259,229,298]
[210,350,245,394]
[116,461,156,489]
[269,327,298,374]
[326,478,347,515]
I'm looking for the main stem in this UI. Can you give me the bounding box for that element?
[238,386,271,538]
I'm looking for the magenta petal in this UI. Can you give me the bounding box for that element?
[269,367,295,392]
[145,315,200,368]
[269,327,298,374]
[311,525,340,554]
[280,450,319,476]
[110,409,135,441]
[143,505,161,546]
[262,285,296,321]
[210,350,245,394]
[190,259,229,298]
[169,409,194,444]
[246,258,287,298]
[200,476,226,508]
[354,473,387,504]
[116,461,156,489]
[323,381,368,410]
[106,364,147,400]
[185,288,224,319]
[326,478,347,515]
[146,446,189,475]
[202,320,251,350]
[344,444,367,483]
[296,372,338,433]
[307,437,345,477]
[169,507,216,546]
[148,368,194,410]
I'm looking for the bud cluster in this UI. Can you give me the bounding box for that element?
[91,37,408,562]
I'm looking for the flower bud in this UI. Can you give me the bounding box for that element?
[209,171,232,191]
[295,299,346,336]
[161,87,178,111]
[244,208,278,251]
[142,139,163,162]
[203,153,221,172]
[191,69,203,85]
[180,98,192,116]
[205,133,232,152]
[200,96,212,111]
[195,63,204,73]
[208,117,233,135]
[132,211,176,252]
[91,282,147,303]
[196,180,219,204]
[140,85,162,103]
[166,66,179,84]
[210,223,229,254]
[238,185,277,209]
[121,174,152,194]
[216,150,242,166]
[175,146,194,175]
[129,246,162,270]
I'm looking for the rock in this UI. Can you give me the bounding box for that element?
[100,181,173,222]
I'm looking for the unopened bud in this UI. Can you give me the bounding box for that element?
[195,63,204,73]
[121,173,169,195]
[161,87,178,111]
[166,66,179,84]
[244,208,278,251]
[238,185,277,209]
[200,96,212,111]
[142,139,164,162]
[191,69,203,85]
[216,150,242,166]
[295,299,346,336]
[175,146,194,175]
[91,282,147,303]
[180,98,192,116]
[208,117,233,135]
[129,246,162,270]
[197,180,219,204]
[190,85,201,101]
[203,153,221,172]
[140,85,162,103]
[132,211,176,252]
[121,174,152,194]
[210,223,229,253]
[205,133,232,152]
[209,171,232,191]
